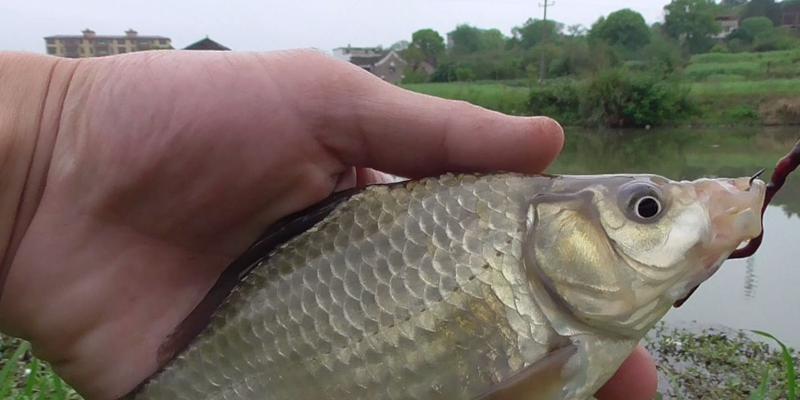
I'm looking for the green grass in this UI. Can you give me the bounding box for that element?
[0,336,79,400]
[752,330,798,400]
[690,79,800,98]
[690,49,800,65]
[402,82,530,115]
[685,50,800,82]
[646,324,800,399]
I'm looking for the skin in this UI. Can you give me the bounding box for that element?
[0,50,657,400]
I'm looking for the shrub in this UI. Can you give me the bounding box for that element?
[528,80,583,125]
[527,69,695,127]
[401,68,429,84]
[723,106,761,124]
[582,69,694,127]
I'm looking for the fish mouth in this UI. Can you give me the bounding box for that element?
[673,177,766,308]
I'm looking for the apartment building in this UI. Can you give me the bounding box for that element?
[44,29,172,58]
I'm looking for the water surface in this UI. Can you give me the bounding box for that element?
[549,127,800,347]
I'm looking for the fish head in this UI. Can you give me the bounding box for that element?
[525,174,765,337]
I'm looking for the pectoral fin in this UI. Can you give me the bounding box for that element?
[476,345,576,400]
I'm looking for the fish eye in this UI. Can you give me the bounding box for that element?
[618,182,665,223]
[634,196,661,219]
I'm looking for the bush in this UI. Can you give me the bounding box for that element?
[455,66,477,81]
[528,80,583,125]
[582,69,694,127]
[401,68,429,84]
[527,69,694,127]
[723,106,761,124]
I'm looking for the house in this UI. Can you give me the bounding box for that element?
[332,46,384,62]
[714,16,740,39]
[782,4,800,31]
[44,29,172,58]
[334,46,409,84]
[184,37,231,51]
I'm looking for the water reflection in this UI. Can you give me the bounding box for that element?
[744,257,756,300]
[549,127,800,347]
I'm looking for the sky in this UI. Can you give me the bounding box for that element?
[0,0,667,54]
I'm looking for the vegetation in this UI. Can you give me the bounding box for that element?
[0,336,79,399]
[396,0,800,127]
[645,324,799,400]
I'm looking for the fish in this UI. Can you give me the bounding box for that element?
[129,172,765,400]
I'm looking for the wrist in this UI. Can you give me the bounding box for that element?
[0,53,78,303]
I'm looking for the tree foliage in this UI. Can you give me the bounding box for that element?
[512,19,563,49]
[589,9,651,52]
[663,0,721,54]
[407,29,445,66]
[742,0,782,26]
[449,25,483,54]
[447,25,510,55]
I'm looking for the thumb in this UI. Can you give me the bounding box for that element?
[305,60,565,179]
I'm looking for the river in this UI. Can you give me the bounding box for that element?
[548,126,800,348]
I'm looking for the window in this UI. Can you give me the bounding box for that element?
[118,47,126,53]
[47,46,57,55]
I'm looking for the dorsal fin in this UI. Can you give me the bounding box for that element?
[155,187,362,368]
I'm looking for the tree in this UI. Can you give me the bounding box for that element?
[512,18,563,49]
[479,29,506,51]
[408,29,445,66]
[589,9,651,52]
[721,0,746,6]
[730,16,775,44]
[663,0,721,54]
[449,24,483,54]
[742,0,782,26]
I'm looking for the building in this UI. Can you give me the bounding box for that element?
[333,46,408,84]
[783,4,800,31]
[44,29,172,58]
[714,16,740,39]
[184,37,231,51]
[332,46,384,62]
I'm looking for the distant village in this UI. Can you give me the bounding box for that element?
[42,2,800,86]
[43,29,412,84]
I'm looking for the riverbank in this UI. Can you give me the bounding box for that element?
[403,79,800,127]
[403,49,800,127]
[645,322,798,399]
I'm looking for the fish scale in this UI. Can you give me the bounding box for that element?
[136,174,557,399]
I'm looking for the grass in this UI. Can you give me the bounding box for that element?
[0,336,79,400]
[690,49,800,65]
[752,330,798,400]
[685,49,800,81]
[690,79,800,98]
[645,324,799,399]
[401,82,530,116]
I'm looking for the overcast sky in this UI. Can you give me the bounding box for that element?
[1,0,667,54]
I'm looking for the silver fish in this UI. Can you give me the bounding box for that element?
[131,172,765,400]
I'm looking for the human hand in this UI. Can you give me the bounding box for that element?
[0,50,655,399]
